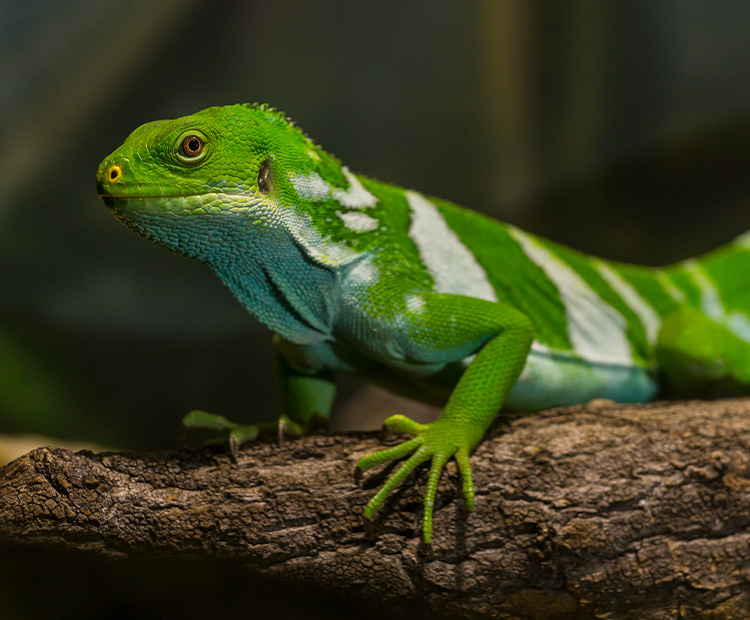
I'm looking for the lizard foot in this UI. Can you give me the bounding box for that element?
[180,410,329,461]
[355,414,475,546]
[179,410,261,462]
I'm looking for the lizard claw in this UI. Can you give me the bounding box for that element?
[228,433,239,464]
[363,514,373,538]
[277,417,286,445]
[180,409,260,463]
[178,421,188,449]
[353,466,364,485]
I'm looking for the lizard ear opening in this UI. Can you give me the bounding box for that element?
[258,160,272,194]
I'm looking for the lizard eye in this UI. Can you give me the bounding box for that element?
[175,131,208,165]
[258,160,272,194]
[179,135,204,158]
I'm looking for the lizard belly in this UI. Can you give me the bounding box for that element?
[503,347,658,412]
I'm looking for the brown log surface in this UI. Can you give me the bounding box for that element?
[2,398,750,619]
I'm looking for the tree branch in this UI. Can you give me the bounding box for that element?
[2,398,750,619]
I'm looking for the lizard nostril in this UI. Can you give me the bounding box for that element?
[107,164,123,184]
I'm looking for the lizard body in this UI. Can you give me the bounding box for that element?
[97,104,750,545]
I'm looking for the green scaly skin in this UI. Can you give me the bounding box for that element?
[97,104,750,547]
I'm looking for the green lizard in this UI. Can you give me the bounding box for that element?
[97,104,750,546]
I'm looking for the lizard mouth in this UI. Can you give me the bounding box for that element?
[99,193,194,200]
[97,183,247,201]
[100,191,259,221]
[96,178,192,200]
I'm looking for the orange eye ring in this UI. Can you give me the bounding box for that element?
[180,135,204,158]
[175,131,208,165]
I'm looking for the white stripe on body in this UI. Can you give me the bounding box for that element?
[684,259,750,342]
[400,195,657,406]
[289,167,377,208]
[289,171,331,202]
[596,261,661,344]
[508,227,634,366]
[332,168,378,208]
[406,191,498,302]
[683,260,724,318]
[338,211,379,232]
[656,270,686,303]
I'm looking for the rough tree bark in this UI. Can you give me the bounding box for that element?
[1,398,750,620]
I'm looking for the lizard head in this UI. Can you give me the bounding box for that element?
[96,104,348,263]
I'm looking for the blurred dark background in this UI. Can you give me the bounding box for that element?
[1,0,750,457]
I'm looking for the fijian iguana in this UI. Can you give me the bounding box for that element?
[97,104,750,547]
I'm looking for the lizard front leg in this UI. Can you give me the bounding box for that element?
[354,292,534,547]
[273,335,337,438]
[180,337,337,457]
